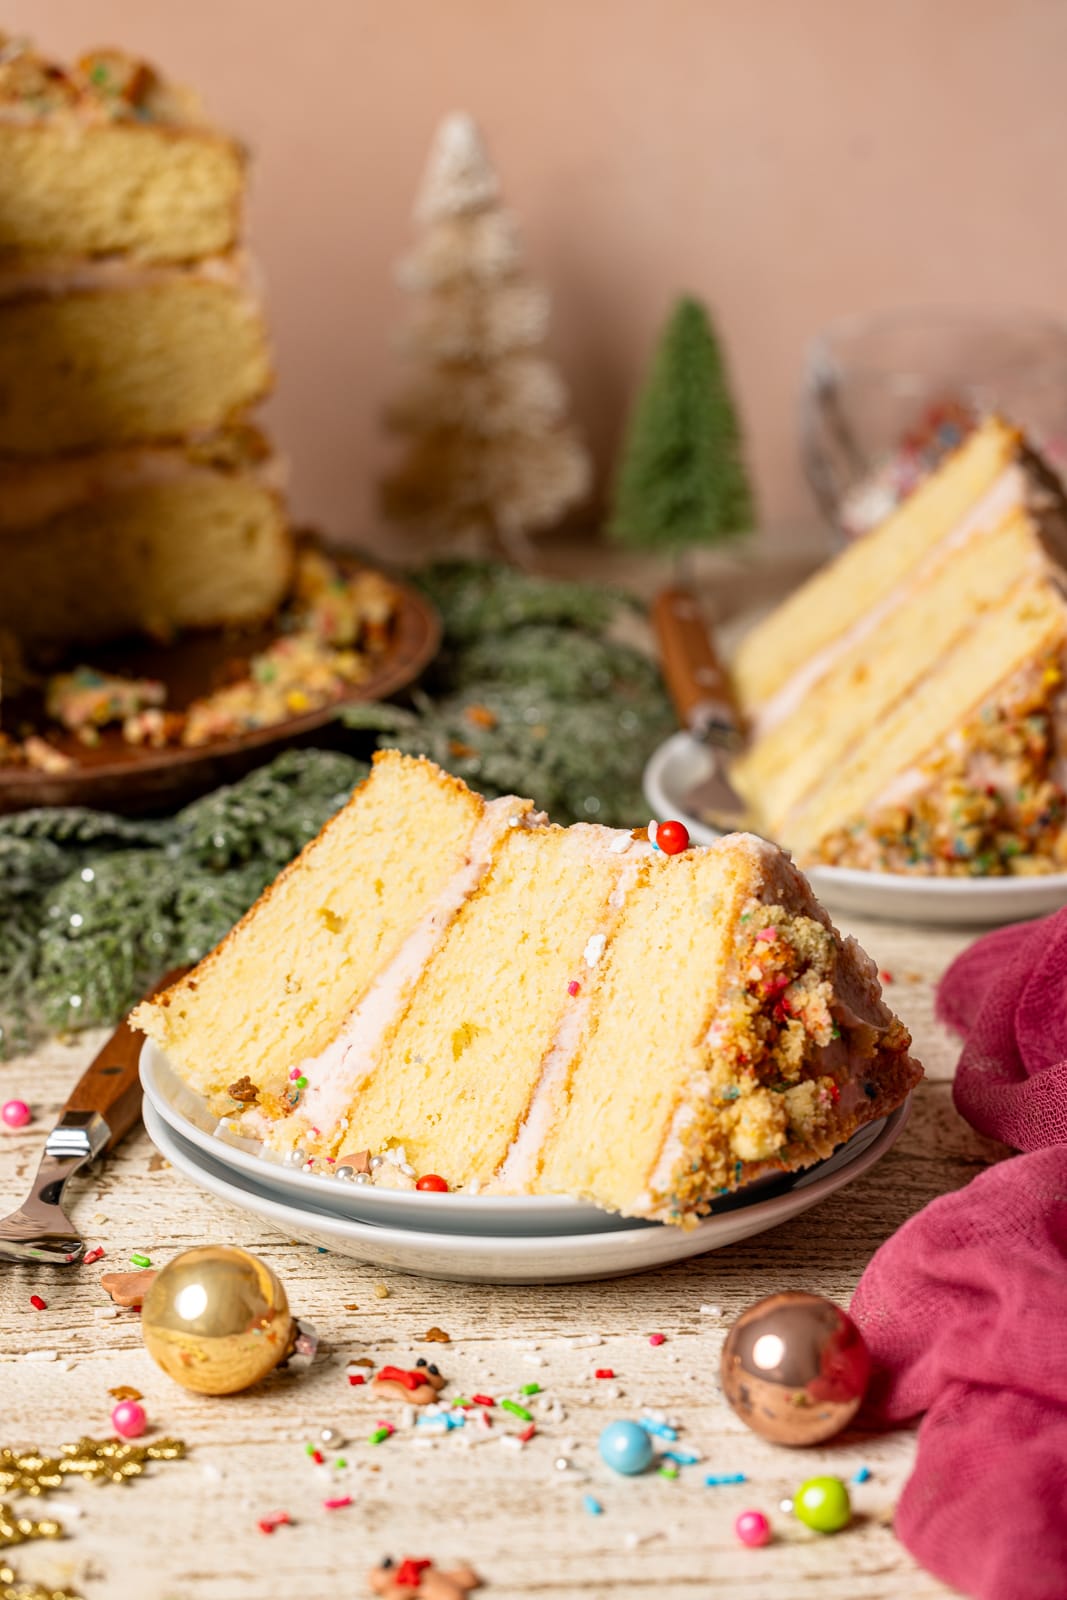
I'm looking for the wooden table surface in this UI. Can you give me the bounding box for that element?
[0,909,999,1600]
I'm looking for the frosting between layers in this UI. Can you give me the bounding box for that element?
[264,797,542,1155]
[491,828,654,1192]
[0,436,286,531]
[749,465,1027,739]
[0,248,255,303]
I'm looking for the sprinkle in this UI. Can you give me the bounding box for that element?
[641,1418,678,1441]
[500,1400,533,1422]
[852,1466,872,1484]
[323,1495,352,1511]
[706,1472,747,1486]
[567,981,580,997]
[583,1495,603,1516]
[394,1560,432,1587]
[520,1382,542,1396]
[308,1448,324,1465]
[81,1246,105,1265]
[517,1424,537,1443]
[648,1334,666,1346]
[257,1511,291,1534]
[288,1068,302,1081]
[699,1304,723,1317]
[368,1427,393,1445]
[658,1464,679,1480]
[594,1368,615,1380]
[663,1449,700,1466]
[295,1076,309,1090]
[878,969,894,984]
[29,1295,46,1312]
[373,1284,390,1300]
[130,1253,151,1269]
[583,933,607,968]
[347,1374,365,1386]
[472,1394,495,1407]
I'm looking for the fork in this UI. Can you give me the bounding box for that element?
[0,975,178,1266]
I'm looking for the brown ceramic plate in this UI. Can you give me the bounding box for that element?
[0,550,440,815]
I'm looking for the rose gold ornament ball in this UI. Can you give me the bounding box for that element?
[720,1290,871,1446]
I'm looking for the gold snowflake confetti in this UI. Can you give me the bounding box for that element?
[0,1505,62,1550]
[0,1438,185,1497]
[0,1560,81,1600]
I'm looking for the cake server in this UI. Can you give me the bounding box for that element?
[0,974,180,1266]
[650,585,755,832]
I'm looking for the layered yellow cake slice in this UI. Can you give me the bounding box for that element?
[731,417,1067,874]
[0,428,290,644]
[0,40,244,264]
[134,752,919,1222]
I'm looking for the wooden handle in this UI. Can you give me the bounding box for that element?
[651,585,742,741]
[63,968,188,1153]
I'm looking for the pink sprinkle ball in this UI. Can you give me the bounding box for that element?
[735,1509,772,1548]
[1,1099,31,1130]
[648,1333,667,1346]
[111,1399,147,1439]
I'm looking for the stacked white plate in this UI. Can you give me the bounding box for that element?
[141,1042,910,1285]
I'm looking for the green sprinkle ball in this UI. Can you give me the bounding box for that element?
[794,1476,851,1534]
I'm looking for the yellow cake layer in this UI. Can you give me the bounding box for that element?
[732,417,1021,715]
[732,505,1047,833]
[786,579,1067,858]
[134,754,496,1103]
[532,844,748,1211]
[0,278,271,455]
[333,825,628,1179]
[0,473,291,645]
[0,122,244,264]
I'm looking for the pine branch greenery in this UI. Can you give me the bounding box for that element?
[0,563,673,1055]
[609,294,755,552]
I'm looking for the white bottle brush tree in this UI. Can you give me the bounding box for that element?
[380,112,592,562]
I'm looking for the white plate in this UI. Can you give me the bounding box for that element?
[644,731,1067,926]
[142,1040,891,1238]
[143,1095,910,1284]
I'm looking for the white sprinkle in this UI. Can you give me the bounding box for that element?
[522,1354,545,1367]
[93,1306,119,1321]
[609,834,632,854]
[569,1334,603,1349]
[647,819,659,848]
[201,1462,224,1481]
[23,1349,58,1362]
[700,1304,723,1317]
[500,1435,524,1451]
[583,933,607,968]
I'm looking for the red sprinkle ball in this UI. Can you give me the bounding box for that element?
[415,1174,449,1193]
[567,980,581,997]
[29,1294,46,1311]
[395,1560,432,1587]
[656,819,690,856]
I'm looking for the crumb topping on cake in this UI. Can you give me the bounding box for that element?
[0,36,211,129]
[813,652,1067,875]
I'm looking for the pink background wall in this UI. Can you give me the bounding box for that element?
[11,1,1067,547]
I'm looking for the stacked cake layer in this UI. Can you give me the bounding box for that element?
[730,417,1067,873]
[0,37,290,648]
[134,752,920,1223]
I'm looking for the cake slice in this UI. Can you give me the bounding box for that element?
[134,753,537,1113]
[133,753,919,1222]
[0,264,271,455]
[0,40,245,264]
[0,428,290,644]
[729,416,1067,874]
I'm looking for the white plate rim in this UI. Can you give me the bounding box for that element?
[644,730,1067,924]
[142,1039,902,1237]
[142,1093,911,1271]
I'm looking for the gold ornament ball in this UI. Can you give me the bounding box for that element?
[141,1246,296,1395]
[720,1290,872,1446]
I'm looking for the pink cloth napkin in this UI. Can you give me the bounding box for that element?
[850,909,1067,1600]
